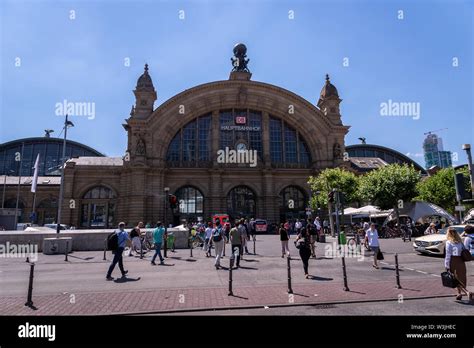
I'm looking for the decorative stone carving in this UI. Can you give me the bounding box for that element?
[333,142,342,159]
[136,137,146,156]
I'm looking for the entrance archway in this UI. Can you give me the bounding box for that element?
[279,185,308,223]
[226,185,256,220]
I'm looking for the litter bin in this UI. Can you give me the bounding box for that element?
[339,231,347,245]
[167,233,176,251]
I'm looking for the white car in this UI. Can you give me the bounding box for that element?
[413,225,469,256]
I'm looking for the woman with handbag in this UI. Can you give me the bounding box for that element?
[444,227,468,301]
[295,227,312,279]
[365,223,380,269]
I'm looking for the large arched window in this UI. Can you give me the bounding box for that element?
[176,186,204,215]
[279,186,308,222]
[166,114,212,167]
[81,186,116,228]
[219,109,263,159]
[227,185,256,220]
[270,117,311,167]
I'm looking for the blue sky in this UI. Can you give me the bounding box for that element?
[1,0,473,167]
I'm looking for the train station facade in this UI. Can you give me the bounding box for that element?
[61,45,349,227]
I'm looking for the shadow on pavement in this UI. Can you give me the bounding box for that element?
[308,275,333,281]
[184,259,197,262]
[114,276,141,283]
[228,294,248,300]
[293,292,310,298]
[238,266,258,270]
[242,259,259,262]
[67,255,95,261]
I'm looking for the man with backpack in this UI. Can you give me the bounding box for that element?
[106,222,131,280]
[213,220,225,269]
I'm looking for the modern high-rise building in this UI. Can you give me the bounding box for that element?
[423,134,452,169]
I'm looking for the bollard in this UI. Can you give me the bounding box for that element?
[395,253,402,289]
[341,256,350,291]
[190,241,193,258]
[164,238,168,258]
[103,238,107,261]
[253,238,256,255]
[140,239,143,259]
[26,241,31,263]
[287,255,293,294]
[25,263,35,308]
[64,241,69,262]
[228,256,234,296]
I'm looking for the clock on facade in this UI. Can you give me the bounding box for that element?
[236,142,247,152]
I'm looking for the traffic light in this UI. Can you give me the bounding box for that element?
[328,191,335,203]
[454,173,469,201]
[169,194,178,209]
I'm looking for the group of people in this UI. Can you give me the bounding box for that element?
[106,219,473,303]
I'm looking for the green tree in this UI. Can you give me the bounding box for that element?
[308,168,360,233]
[359,164,421,231]
[416,167,471,214]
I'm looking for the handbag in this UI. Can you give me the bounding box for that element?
[441,271,459,288]
[376,249,384,260]
[461,245,472,262]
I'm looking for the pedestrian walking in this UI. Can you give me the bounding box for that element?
[295,219,302,235]
[240,218,250,254]
[249,218,256,241]
[295,227,312,278]
[279,223,290,258]
[204,221,213,257]
[151,221,165,265]
[212,220,225,269]
[129,221,144,257]
[307,219,317,257]
[462,225,473,251]
[445,227,469,301]
[106,222,130,280]
[223,222,231,257]
[229,221,242,268]
[365,223,380,269]
[323,219,329,234]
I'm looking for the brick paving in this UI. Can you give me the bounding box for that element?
[0,277,455,315]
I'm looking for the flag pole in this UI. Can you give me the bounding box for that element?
[30,153,40,224]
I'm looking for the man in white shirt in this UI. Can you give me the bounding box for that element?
[204,222,214,257]
[365,223,380,269]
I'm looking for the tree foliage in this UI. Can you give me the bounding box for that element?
[358,164,421,210]
[307,168,360,208]
[416,167,471,214]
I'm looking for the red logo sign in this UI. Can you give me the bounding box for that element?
[235,116,246,125]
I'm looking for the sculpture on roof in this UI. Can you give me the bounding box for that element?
[231,43,250,73]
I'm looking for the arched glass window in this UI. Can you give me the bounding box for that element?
[81,186,116,228]
[219,109,263,159]
[269,116,312,167]
[279,186,308,222]
[176,186,204,214]
[227,185,256,220]
[166,114,212,167]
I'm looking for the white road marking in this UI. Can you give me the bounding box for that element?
[405,267,414,271]
[416,270,428,274]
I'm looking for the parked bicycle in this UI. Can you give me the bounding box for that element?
[189,229,206,248]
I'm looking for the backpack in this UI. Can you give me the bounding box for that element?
[107,232,119,251]
[212,227,223,242]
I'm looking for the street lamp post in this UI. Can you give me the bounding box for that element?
[56,115,74,234]
[164,187,170,258]
[462,144,474,199]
